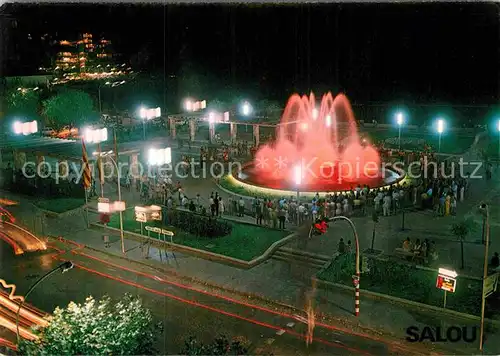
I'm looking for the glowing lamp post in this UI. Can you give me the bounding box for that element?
[13,120,38,135]
[93,150,127,254]
[294,164,302,225]
[396,112,404,150]
[148,147,172,166]
[139,106,161,140]
[436,118,445,154]
[84,127,108,197]
[241,101,252,116]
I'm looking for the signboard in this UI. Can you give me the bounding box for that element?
[161,229,174,236]
[436,274,456,293]
[134,206,147,223]
[98,197,111,213]
[484,273,499,298]
[150,205,162,221]
[145,226,161,233]
[144,226,174,237]
[135,205,162,222]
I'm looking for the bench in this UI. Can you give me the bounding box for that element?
[394,248,426,265]
[394,248,415,260]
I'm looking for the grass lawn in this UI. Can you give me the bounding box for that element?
[34,198,85,213]
[317,254,482,315]
[108,208,289,261]
[361,129,475,154]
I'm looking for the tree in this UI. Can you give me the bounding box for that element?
[451,218,476,270]
[181,335,248,356]
[4,84,41,119]
[42,89,97,129]
[19,294,162,355]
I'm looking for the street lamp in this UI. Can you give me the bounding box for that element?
[13,120,38,136]
[84,127,108,197]
[479,203,490,352]
[294,163,302,225]
[148,147,172,166]
[241,101,252,116]
[93,150,126,254]
[98,80,126,115]
[436,118,445,154]
[16,261,73,344]
[396,112,404,150]
[139,106,161,140]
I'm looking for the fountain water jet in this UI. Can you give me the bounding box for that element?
[238,92,402,192]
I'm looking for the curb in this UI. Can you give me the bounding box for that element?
[313,277,500,327]
[91,223,298,269]
[52,235,305,317]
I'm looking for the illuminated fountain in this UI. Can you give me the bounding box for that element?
[234,92,403,193]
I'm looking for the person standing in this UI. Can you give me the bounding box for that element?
[214,194,220,216]
[338,238,346,254]
[383,193,391,217]
[445,194,451,216]
[238,197,245,217]
[263,199,270,226]
[255,199,263,225]
[219,198,225,216]
[278,208,286,229]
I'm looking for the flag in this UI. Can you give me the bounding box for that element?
[81,138,91,189]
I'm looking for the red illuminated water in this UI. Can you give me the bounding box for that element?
[243,92,396,192]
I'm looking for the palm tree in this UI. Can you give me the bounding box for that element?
[451,218,476,269]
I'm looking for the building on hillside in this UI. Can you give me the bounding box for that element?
[54,33,115,73]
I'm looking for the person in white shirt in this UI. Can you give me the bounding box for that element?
[383,193,391,216]
[182,196,188,206]
[219,198,225,216]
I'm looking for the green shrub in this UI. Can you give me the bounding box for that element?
[318,254,482,315]
[165,210,232,238]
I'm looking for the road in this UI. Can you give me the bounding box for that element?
[0,237,427,355]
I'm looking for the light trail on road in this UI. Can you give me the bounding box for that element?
[72,261,371,355]
[48,238,410,354]
[0,222,46,253]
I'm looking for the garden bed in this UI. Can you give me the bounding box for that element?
[317,254,482,315]
[108,208,289,261]
[361,130,475,154]
[34,198,85,214]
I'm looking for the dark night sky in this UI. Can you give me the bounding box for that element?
[1,3,499,104]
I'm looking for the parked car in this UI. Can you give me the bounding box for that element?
[41,127,56,136]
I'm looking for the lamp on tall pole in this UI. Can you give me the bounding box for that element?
[16,261,74,344]
[436,118,445,154]
[396,112,404,150]
[139,106,161,141]
[93,150,126,254]
[328,216,360,316]
[84,127,108,197]
[479,203,490,352]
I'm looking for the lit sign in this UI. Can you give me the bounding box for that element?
[135,205,162,222]
[436,268,457,293]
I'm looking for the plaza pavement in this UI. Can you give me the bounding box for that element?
[3,189,500,354]
[3,131,500,353]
